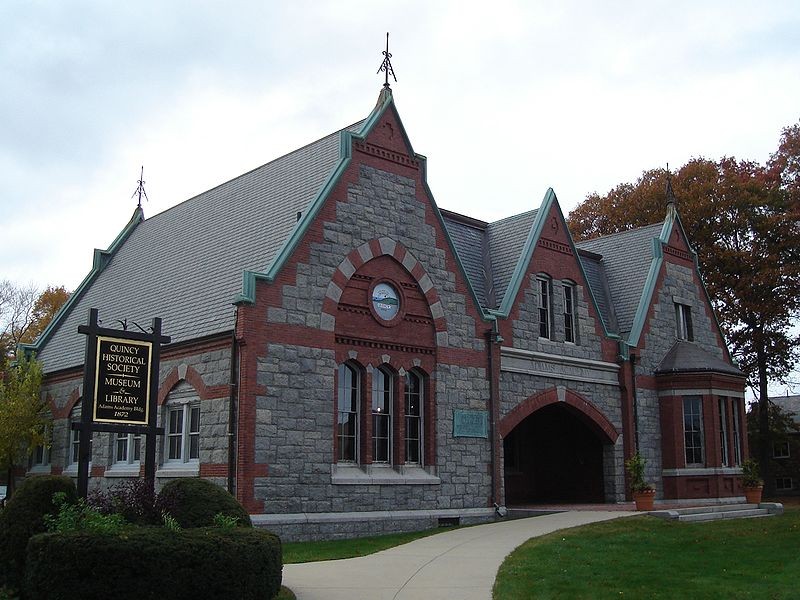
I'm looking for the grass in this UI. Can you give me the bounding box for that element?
[282,526,452,563]
[493,507,800,599]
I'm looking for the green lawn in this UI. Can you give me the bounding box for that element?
[493,508,800,599]
[282,526,452,563]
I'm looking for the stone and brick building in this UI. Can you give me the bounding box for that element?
[25,88,748,539]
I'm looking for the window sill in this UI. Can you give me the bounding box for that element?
[27,465,52,475]
[331,464,440,485]
[662,467,742,477]
[156,463,200,478]
[106,465,141,478]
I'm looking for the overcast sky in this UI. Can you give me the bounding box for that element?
[2,1,798,394]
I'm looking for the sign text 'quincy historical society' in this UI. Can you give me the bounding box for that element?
[93,336,153,425]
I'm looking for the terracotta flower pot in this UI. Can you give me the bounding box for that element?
[743,485,763,505]
[632,489,656,511]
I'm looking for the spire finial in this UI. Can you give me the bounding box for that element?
[376,32,397,89]
[665,163,677,209]
[132,165,148,208]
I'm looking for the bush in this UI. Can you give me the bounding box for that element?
[89,478,160,525]
[157,478,251,528]
[0,475,77,590]
[45,492,127,534]
[25,527,282,600]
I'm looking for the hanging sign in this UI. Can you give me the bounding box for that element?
[93,336,153,425]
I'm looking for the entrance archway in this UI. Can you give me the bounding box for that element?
[500,388,618,505]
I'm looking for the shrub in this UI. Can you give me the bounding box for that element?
[88,478,159,525]
[0,475,77,590]
[44,492,126,534]
[25,527,282,600]
[157,478,251,528]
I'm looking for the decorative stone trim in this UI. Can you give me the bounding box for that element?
[499,386,619,443]
[331,464,440,485]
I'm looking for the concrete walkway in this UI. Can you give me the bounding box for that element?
[282,510,636,600]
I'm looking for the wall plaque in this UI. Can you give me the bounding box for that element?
[453,409,488,438]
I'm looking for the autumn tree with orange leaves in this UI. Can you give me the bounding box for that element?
[568,121,800,497]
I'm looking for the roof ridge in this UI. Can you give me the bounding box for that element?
[141,120,365,224]
[488,208,539,227]
[575,221,663,244]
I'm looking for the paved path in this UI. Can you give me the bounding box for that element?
[282,510,636,600]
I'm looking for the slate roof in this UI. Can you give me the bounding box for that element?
[487,210,538,308]
[576,224,664,336]
[770,395,800,424]
[655,340,744,376]
[38,121,364,374]
[441,213,490,307]
[577,250,619,335]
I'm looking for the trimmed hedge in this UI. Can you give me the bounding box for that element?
[159,478,251,528]
[25,527,282,600]
[0,475,77,590]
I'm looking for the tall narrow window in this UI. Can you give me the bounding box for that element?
[537,277,551,339]
[372,368,393,464]
[115,432,142,465]
[683,395,704,465]
[675,303,693,341]
[718,397,729,467]
[337,363,359,463]
[68,406,91,467]
[166,403,200,463]
[732,400,742,466]
[404,371,423,465]
[563,284,576,343]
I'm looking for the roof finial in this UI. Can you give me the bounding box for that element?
[665,162,677,210]
[376,32,397,89]
[132,165,149,208]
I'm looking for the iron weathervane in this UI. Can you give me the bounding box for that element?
[376,32,397,88]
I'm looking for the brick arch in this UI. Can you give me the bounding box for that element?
[157,363,210,405]
[499,387,619,443]
[320,237,446,334]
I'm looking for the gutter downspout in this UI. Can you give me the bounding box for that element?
[486,318,505,516]
[227,309,240,495]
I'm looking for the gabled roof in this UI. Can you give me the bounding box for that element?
[655,340,744,376]
[36,121,364,373]
[487,210,539,309]
[576,223,663,338]
[770,395,800,424]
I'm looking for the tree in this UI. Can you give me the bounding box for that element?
[0,352,47,498]
[0,283,70,362]
[567,120,800,496]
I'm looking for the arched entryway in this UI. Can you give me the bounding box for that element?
[500,388,618,505]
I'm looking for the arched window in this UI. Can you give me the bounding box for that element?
[404,371,423,465]
[337,363,360,463]
[372,367,393,464]
[163,381,200,465]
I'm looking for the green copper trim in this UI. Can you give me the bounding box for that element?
[492,189,619,339]
[23,206,145,355]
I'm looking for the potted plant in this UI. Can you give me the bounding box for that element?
[625,452,656,511]
[740,458,764,504]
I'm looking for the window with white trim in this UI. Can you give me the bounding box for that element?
[675,303,693,341]
[537,276,552,339]
[163,382,200,465]
[404,370,423,465]
[372,367,393,464]
[731,399,743,466]
[563,283,576,343]
[718,397,729,467]
[776,477,793,491]
[683,395,704,466]
[337,363,360,463]
[68,405,91,468]
[115,433,142,466]
[773,441,790,459]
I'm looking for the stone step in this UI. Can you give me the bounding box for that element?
[650,502,783,522]
[677,508,772,522]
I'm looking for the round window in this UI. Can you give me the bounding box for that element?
[371,282,400,321]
